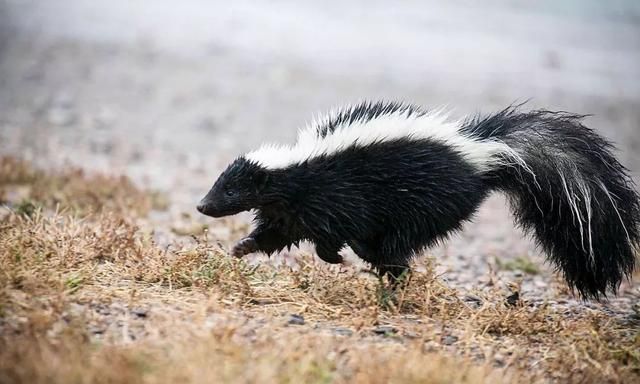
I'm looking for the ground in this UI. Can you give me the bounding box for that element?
[0,158,638,384]
[0,1,639,383]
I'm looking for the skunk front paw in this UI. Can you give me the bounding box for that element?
[231,237,258,258]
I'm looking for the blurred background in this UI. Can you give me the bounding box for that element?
[1,0,639,190]
[1,1,639,278]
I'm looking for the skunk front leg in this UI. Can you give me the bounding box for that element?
[231,225,296,258]
[231,237,259,258]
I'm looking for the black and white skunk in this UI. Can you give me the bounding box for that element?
[197,101,640,299]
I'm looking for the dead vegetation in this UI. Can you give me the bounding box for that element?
[0,156,164,216]
[0,156,638,384]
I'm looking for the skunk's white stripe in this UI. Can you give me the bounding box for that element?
[246,108,528,173]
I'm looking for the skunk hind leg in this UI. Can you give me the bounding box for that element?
[349,238,410,285]
[315,240,344,264]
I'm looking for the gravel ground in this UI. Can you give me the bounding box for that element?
[1,0,639,313]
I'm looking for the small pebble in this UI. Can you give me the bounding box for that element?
[373,325,397,335]
[534,280,548,288]
[287,314,305,325]
[442,335,458,345]
[403,331,420,339]
[463,294,483,308]
[89,325,106,335]
[131,308,148,318]
[332,327,353,337]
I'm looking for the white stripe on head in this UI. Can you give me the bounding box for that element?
[246,105,526,172]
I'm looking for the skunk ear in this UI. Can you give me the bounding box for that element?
[252,171,270,192]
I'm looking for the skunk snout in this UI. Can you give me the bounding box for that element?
[197,198,228,218]
[197,198,217,216]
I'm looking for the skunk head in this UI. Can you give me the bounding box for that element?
[197,157,269,217]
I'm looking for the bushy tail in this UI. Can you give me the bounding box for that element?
[464,107,640,299]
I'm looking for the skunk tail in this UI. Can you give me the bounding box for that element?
[464,107,640,299]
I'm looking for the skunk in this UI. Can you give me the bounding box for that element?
[197,101,640,299]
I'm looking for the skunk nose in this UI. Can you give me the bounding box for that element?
[197,202,207,213]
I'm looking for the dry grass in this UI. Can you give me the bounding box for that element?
[0,156,164,216]
[0,157,638,383]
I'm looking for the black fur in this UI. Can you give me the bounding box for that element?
[464,107,640,298]
[198,102,640,299]
[316,101,423,138]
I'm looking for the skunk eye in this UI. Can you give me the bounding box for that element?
[225,190,236,197]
